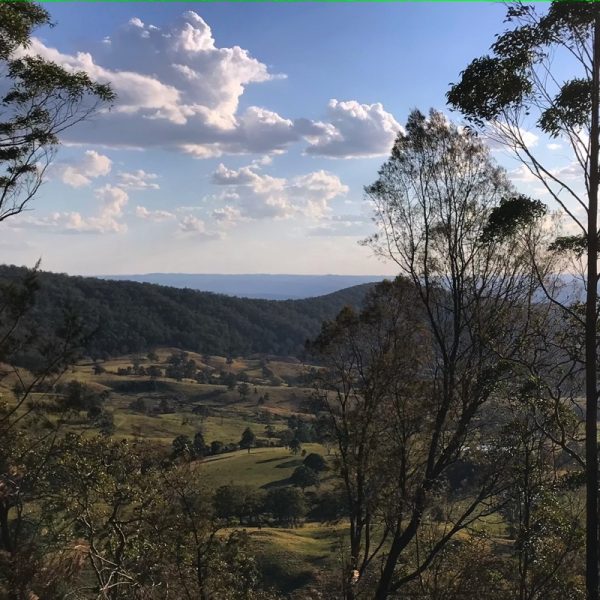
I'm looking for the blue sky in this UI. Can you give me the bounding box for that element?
[3,2,576,276]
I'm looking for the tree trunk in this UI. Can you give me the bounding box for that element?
[586,14,600,600]
[0,503,12,552]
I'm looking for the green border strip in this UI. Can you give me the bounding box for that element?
[34,0,550,3]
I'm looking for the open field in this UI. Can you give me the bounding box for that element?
[1,348,344,596]
[2,347,542,597]
[199,444,333,488]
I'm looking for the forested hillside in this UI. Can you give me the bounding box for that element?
[0,265,375,358]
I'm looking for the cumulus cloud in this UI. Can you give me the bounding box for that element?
[14,185,128,234]
[56,150,112,188]
[287,171,350,218]
[509,165,538,184]
[485,125,539,153]
[89,184,129,232]
[118,170,160,190]
[19,14,402,161]
[211,162,348,219]
[552,161,581,181]
[212,205,244,225]
[135,205,175,221]
[178,214,221,239]
[303,100,402,158]
[510,161,582,185]
[20,12,294,155]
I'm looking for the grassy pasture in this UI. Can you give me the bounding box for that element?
[198,443,330,488]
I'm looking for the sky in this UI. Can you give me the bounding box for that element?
[1,2,580,276]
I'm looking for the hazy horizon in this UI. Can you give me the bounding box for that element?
[98,272,387,300]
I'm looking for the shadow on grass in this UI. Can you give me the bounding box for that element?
[200,454,234,463]
[255,456,287,465]
[277,459,303,469]
[261,477,292,490]
[258,561,314,595]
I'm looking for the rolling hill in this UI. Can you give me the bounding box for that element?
[0,264,378,358]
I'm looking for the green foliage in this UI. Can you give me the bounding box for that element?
[194,430,207,456]
[238,381,251,399]
[289,436,301,455]
[214,484,266,526]
[549,234,588,258]
[0,3,113,222]
[303,452,327,472]
[172,433,194,458]
[481,195,547,242]
[448,2,600,138]
[265,487,306,527]
[290,465,319,490]
[0,265,373,359]
[38,435,276,599]
[240,426,256,452]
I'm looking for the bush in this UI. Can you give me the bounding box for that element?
[303,453,327,472]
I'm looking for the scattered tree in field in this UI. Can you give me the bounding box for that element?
[210,440,224,456]
[303,453,327,473]
[239,427,256,453]
[172,434,194,459]
[157,398,173,414]
[291,465,319,491]
[193,431,207,457]
[238,382,251,400]
[129,397,148,413]
[93,363,105,375]
[289,437,301,455]
[265,487,306,528]
[147,365,162,379]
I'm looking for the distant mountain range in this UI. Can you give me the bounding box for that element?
[99,273,388,300]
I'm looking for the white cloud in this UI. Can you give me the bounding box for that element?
[14,184,128,234]
[486,125,539,152]
[552,161,581,181]
[212,163,259,186]
[21,12,290,155]
[24,38,189,125]
[91,184,129,232]
[135,205,175,221]
[519,129,539,148]
[309,214,372,237]
[118,169,160,190]
[211,162,348,219]
[57,150,112,188]
[179,214,220,239]
[287,171,350,218]
[212,205,244,225]
[303,100,402,158]
[19,15,402,161]
[509,164,538,184]
[547,142,562,151]
[510,161,583,186]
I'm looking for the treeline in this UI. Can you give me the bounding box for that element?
[0,265,373,359]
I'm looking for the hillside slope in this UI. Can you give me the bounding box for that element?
[0,265,377,358]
